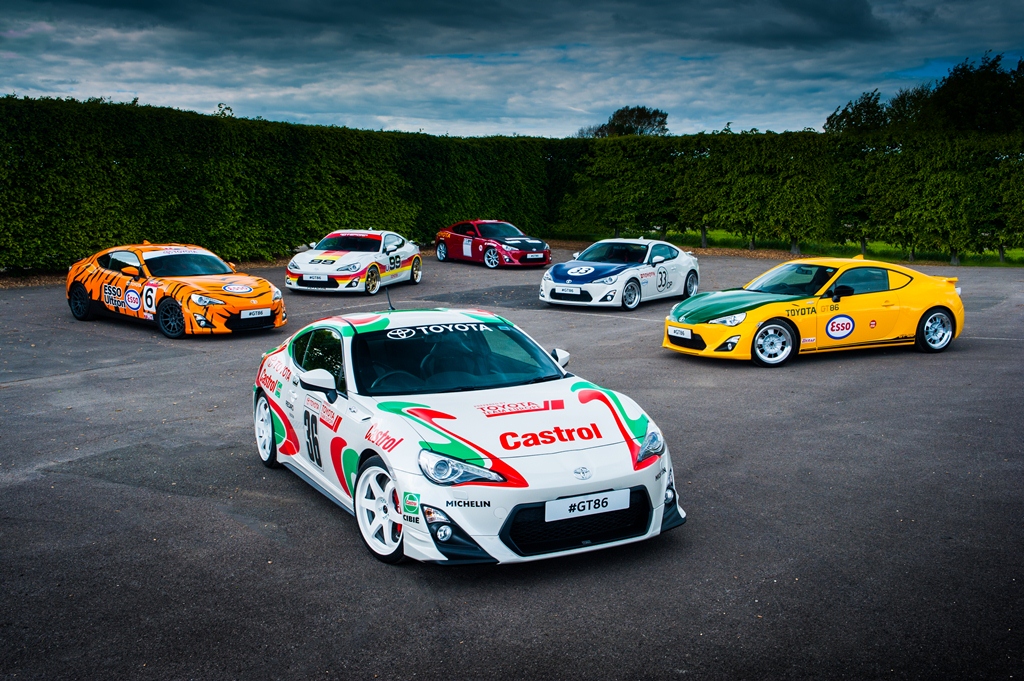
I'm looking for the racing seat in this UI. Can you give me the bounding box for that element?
[419,337,484,378]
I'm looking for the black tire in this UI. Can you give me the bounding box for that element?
[682,270,699,299]
[436,243,448,262]
[254,393,279,468]
[156,298,186,339]
[621,279,642,310]
[409,256,422,285]
[68,283,95,321]
[751,318,796,367]
[364,265,381,296]
[353,455,406,564]
[915,307,955,353]
[483,247,500,269]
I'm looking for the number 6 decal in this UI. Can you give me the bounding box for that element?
[142,282,159,313]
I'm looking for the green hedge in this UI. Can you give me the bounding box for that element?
[2,95,1022,271]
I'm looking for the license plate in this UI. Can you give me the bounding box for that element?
[241,308,271,319]
[554,286,580,295]
[545,489,630,522]
[526,253,544,259]
[668,326,692,339]
[303,274,328,282]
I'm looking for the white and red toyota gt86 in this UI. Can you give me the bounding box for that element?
[253,309,685,564]
[285,229,422,295]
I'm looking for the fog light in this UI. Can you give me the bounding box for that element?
[192,313,213,328]
[715,335,741,352]
[347,279,360,288]
[600,290,617,302]
[435,525,453,542]
[665,488,675,505]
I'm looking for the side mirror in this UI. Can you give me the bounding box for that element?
[551,348,570,368]
[300,368,339,403]
[572,252,580,259]
[227,261,237,272]
[829,285,855,302]
[308,242,317,249]
[121,266,140,278]
[651,255,666,265]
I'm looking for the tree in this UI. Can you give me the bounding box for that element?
[575,106,669,138]
[824,90,886,134]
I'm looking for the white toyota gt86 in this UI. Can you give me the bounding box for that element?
[286,229,422,295]
[253,308,686,564]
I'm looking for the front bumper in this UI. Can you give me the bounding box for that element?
[499,249,550,266]
[392,448,685,564]
[662,319,751,359]
[285,268,365,293]
[185,299,287,334]
[540,280,621,307]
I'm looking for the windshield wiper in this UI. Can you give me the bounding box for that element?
[515,375,562,387]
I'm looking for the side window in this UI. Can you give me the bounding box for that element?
[96,254,111,269]
[383,234,403,252]
[107,251,141,272]
[301,328,346,393]
[650,244,678,262]
[834,267,889,295]
[888,270,912,290]
[458,223,477,237]
[291,331,313,366]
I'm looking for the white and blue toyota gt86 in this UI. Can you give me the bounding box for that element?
[540,238,699,310]
[253,308,686,565]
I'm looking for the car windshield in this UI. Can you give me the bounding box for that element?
[477,223,524,239]
[745,263,838,296]
[577,242,648,264]
[144,252,233,277]
[315,235,381,252]
[351,322,563,396]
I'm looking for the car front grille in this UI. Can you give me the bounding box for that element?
[298,277,340,289]
[550,290,594,302]
[499,487,651,556]
[225,312,278,331]
[669,333,707,350]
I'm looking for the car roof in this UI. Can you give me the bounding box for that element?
[102,243,214,255]
[323,229,390,238]
[592,238,661,247]
[786,256,919,275]
[313,308,511,333]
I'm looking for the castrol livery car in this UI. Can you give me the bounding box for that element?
[253,308,685,565]
[663,256,964,367]
[67,242,286,338]
[286,230,422,294]
[435,220,550,269]
[541,238,699,310]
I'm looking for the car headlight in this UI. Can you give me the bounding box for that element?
[190,293,225,306]
[271,285,282,301]
[287,259,298,270]
[418,450,506,485]
[336,262,360,272]
[543,269,553,281]
[593,275,618,285]
[636,429,666,464]
[708,312,746,326]
[501,243,516,251]
[542,243,550,251]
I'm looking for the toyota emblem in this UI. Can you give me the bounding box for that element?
[387,328,416,339]
[573,467,592,480]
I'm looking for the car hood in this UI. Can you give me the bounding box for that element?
[291,250,375,270]
[368,377,651,466]
[669,289,804,324]
[161,274,276,300]
[492,236,546,251]
[549,261,637,283]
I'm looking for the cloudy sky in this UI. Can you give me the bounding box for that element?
[2,0,1022,136]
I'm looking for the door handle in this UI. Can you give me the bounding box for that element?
[881,300,895,307]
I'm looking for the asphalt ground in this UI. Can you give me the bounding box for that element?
[1,250,1022,680]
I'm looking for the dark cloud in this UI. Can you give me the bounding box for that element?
[2,0,1022,135]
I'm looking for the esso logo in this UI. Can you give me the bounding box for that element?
[124,289,142,311]
[826,315,855,339]
[223,284,253,294]
[567,266,594,276]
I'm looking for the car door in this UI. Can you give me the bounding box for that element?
[457,223,480,261]
[382,233,405,282]
[100,250,146,318]
[292,326,362,502]
[817,266,902,349]
[648,244,683,299]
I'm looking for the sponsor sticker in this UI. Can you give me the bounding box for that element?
[567,266,595,276]
[499,423,603,450]
[304,395,322,413]
[402,492,420,514]
[383,323,494,339]
[475,400,564,417]
[124,289,142,311]
[319,403,342,432]
[223,284,253,294]
[870,320,877,329]
[446,500,491,508]
[102,284,126,309]
[802,337,816,344]
[826,314,855,340]
[365,423,404,453]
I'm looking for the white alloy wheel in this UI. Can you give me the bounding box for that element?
[684,270,699,299]
[917,308,954,352]
[621,280,641,310]
[483,247,500,269]
[751,320,795,367]
[254,394,278,468]
[436,243,448,262]
[354,457,405,563]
